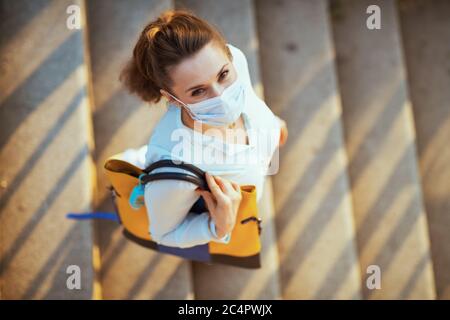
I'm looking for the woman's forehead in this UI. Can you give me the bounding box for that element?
[170,42,231,92]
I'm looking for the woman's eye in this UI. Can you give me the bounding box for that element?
[219,70,229,81]
[191,88,205,96]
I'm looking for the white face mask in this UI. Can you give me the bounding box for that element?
[167,76,246,127]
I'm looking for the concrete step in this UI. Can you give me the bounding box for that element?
[330,0,436,299]
[255,0,362,299]
[0,0,94,299]
[86,0,194,299]
[175,0,282,299]
[398,0,450,299]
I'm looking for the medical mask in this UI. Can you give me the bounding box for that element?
[167,77,246,127]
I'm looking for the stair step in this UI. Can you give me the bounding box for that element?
[256,0,362,299]
[0,0,94,299]
[398,0,450,299]
[330,0,436,299]
[86,0,194,299]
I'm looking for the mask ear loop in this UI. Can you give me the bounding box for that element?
[166,91,199,122]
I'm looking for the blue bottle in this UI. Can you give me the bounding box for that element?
[129,173,147,210]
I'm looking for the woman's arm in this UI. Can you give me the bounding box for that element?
[275,116,288,147]
[144,172,231,248]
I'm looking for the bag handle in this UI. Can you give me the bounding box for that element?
[141,160,210,191]
[140,171,210,191]
[144,159,207,180]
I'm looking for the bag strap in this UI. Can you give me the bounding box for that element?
[141,172,209,191]
[144,159,206,179]
[141,159,210,191]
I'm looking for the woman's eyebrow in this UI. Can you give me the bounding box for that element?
[185,63,229,93]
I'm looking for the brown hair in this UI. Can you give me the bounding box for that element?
[119,9,232,104]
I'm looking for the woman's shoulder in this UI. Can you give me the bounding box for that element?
[227,43,247,68]
[227,43,252,90]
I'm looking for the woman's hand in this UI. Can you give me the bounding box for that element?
[278,117,288,147]
[195,172,242,238]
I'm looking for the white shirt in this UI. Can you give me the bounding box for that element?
[121,43,281,248]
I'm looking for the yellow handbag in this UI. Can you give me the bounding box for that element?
[69,153,263,269]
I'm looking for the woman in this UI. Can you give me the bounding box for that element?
[120,9,288,248]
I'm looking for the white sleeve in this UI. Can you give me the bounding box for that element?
[144,168,231,248]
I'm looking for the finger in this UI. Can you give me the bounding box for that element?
[205,172,225,199]
[230,181,241,193]
[214,175,234,194]
[213,175,226,193]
